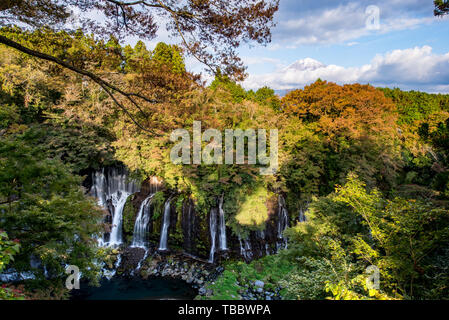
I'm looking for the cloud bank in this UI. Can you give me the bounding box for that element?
[242,46,449,93]
[270,0,435,47]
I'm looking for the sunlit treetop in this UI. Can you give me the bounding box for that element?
[0,0,279,80]
[434,0,449,16]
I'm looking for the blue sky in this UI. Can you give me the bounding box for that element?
[126,0,449,93]
[236,0,449,93]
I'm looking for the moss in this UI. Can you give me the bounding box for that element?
[200,270,241,300]
[122,195,137,243]
[203,254,296,300]
[151,191,166,221]
[149,191,166,241]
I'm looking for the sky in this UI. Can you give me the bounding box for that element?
[125,0,449,94]
[238,0,449,94]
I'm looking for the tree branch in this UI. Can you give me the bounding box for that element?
[154,0,217,74]
[0,34,160,135]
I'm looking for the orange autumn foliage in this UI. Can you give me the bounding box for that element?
[281,80,398,142]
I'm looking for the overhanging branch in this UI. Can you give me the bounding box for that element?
[0,34,160,135]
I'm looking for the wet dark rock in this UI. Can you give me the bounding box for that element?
[118,247,147,274]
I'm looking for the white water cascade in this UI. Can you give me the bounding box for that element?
[133,248,150,275]
[238,236,253,261]
[276,195,289,251]
[299,202,308,222]
[158,199,172,251]
[90,167,140,247]
[131,195,154,248]
[208,208,218,263]
[218,195,227,251]
[257,230,270,256]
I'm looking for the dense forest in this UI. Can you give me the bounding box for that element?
[1,1,449,301]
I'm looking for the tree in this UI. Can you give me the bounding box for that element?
[0,135,105,284]
[247,86,281,111]
[0,231,24,300]
[284,173,449,299]
[279,80,402,198]
[435,0,449,16]
[152,42,185,75]
[281,80,397,141]
[209,74,247,103]
[0,0,279,133]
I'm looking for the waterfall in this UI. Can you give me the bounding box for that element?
[91,170,107,207]
[238,236,253,261]
[218,195,227,251]
[158,198,172,251]
[276,195,289,251]
[109,191,130,246]
[181,199,196,254]
[208,208,218,263]
[299,202,308,222]
[90,167,140,247]
[134,248,150,274]
[257,230,270,256]
[131,195,154,248]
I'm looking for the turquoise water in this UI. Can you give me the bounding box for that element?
[71,277,197,300]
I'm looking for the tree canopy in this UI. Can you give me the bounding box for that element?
[434,0,449,16]
[0,0,279,134]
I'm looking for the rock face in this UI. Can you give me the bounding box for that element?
[181,199,201,256]
[90,167,293,264]
[113,248,222,292]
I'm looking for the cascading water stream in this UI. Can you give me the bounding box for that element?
[276,195,289,251]
[109,191,131,246]
[91,170,107,207]
[257,230,270,256]
[299,202,308,222]
[218,195,227,251]
[131,195,154,248]
[158,199,172,251]
[208,208,218,263]
[90,167,140,247]
[238,236,253,261]
[132,248,150,275]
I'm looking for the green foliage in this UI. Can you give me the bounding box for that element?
[202,269,241,300]
[0,231,20,273]
[151,42,186,74]
[434,0,449,16]
[246,86,281,111]
[0,134,104,287]
[209,76,280,110]
[18,123,115,173]
[209,74,247,103]
[234,185,269,229]
[381,87,449,125]
[122,195,137,243]
[203,254,295,300]
[0,231,25,300]
[280,256,339,300]
[284,174,449,300]
[2,25,449,301]
[151,191,167,221]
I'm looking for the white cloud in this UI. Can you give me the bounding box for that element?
[242,46,449,93]
[270,0,435,47]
